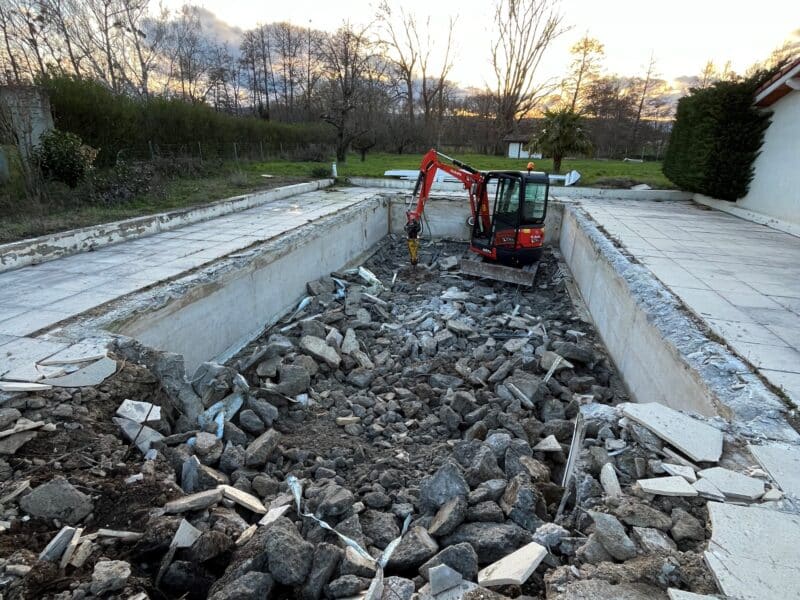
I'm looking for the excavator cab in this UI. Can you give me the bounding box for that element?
[470,171,549,266]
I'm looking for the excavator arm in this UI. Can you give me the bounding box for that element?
[404,149,484,265]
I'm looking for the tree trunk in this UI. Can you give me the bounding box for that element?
[553,155,562,174]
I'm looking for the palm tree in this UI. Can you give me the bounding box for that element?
[531,109,593,173]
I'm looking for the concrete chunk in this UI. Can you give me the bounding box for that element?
[705,502,800,600]
[172,519,202,548]
[533,435,562,452]
[428,564,463,595]
[600,463,622,498]
[300,335,340,367]
[621,402,722,463]
[637,476,698,497]
[697,467,764,501]
[477,541,547,587]
[113,416,164,454]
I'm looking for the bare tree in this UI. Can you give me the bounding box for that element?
[318,22,378,162]
[378,1,419,127]
[564,34,604,111]
[630,52,657,150]
[491,0,567,152]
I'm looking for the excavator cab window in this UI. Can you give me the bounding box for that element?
[522,180,547,224]
[493,176,522,229]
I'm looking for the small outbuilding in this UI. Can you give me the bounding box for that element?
[504,133,541,159]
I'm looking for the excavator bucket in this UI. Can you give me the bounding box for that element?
[459,258,539,287]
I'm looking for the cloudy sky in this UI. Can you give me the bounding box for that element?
[166,0,799,88]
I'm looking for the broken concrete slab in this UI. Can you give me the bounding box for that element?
[113,416,164,454]
[41,356,117,387]
[219,484,267,514]
[300,335,340,367]
[705,502,800,600]
[667,591,719,600]
[116,399,161,424]
[691,478,725,501]
[621,402,722,463]
[259,504,291,526]
[697,467,764,501]
[164,489,223,514]
[20,476,93,524]
[38,339,108,365]
[749,442,800,498]
[661,463,697,483]
[0,381,52,392]
[637,476,698,497]
[39,526,77,561]
[477,541,547,587]
[59,527,84,569]
[631,526,676,553]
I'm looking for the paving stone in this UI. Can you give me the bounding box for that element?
[621,402,723,463]
[667,591,719,600]
[748,442,800,498]
[172,519,202,548]
[116,399,161,423]
[477,541,547,587]
[705,502,800,600]
[661,463,697,483]
[259,504,291,527]
[697,467,764,500]
[41,356,117,387]
[691,478,725,501]
[637,476,698,497]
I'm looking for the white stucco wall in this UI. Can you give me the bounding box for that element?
[738,91,800,225]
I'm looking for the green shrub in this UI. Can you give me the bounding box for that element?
[34,129,96,188]
[41,75,336,167]
[310,166,331,178]
[663,77,771,200]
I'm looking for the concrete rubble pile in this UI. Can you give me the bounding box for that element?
[0,239,794,599]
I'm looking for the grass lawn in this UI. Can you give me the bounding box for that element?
[246,153,674,189]
[1,152,672,244]
[0,172,308,244]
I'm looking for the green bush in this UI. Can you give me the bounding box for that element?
[34,129,96,188]
[663,77,771,200]
[41,75,336,167]
[310,166,331,178]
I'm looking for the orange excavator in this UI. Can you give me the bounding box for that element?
[404,149,550,285]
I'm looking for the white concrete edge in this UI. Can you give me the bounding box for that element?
[693,193,800,239]
[560,204,799,444]
[0,179,334,273]
[348,176,693,201]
